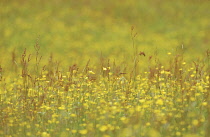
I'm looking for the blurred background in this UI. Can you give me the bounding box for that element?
[0,0,209,67]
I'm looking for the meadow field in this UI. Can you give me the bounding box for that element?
[0,0,210,137]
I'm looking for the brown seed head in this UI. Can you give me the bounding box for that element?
[139,51,146,56]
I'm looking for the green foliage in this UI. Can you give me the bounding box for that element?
[0,0,210,137]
